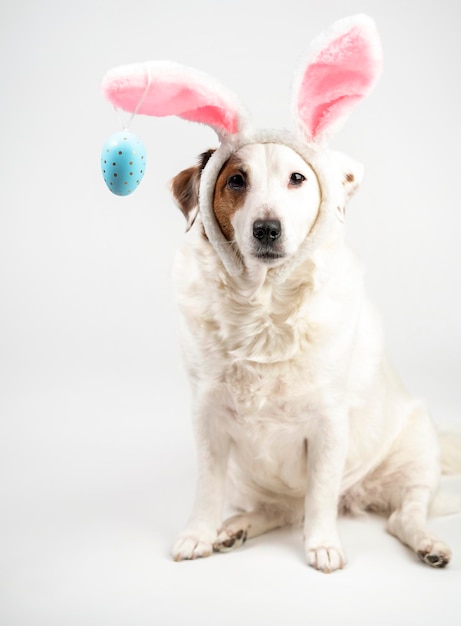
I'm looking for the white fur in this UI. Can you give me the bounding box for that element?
[171,143,455,572]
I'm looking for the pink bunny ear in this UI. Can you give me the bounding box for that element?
[101,61,249,139]
[294,15,383,144]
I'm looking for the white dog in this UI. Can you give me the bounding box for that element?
[169,140,456,572]
[102,15,461,572]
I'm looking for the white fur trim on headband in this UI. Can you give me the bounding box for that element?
[198,131,343,278]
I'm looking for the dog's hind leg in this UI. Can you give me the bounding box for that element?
[383,406,452,567]
[213,506,290,553]
[387,484,451,567]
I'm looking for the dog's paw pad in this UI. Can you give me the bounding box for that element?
[306,545,346,573]
[417,540,451,568]
[172,533,214,561]
[213,528,247,553]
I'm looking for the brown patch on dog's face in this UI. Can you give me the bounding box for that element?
[344,172,354,184]
[170,150,215,230]
[213,154,249,241]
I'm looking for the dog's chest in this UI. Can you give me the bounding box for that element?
[211,280,327,424]
[216,277,314,362]
[225,358,311,419]
[177,253,356,495]
[179,252,353,427]
[223,357,313,496]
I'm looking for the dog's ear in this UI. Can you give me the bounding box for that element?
[170,150,215,231]
[329,151,364,221]
[332,151,364,201]
[293,15,382,145]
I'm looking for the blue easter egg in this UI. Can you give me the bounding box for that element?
[101,131,146,196]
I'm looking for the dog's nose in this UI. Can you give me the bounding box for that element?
[253,220,282,245]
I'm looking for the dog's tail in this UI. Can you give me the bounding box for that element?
[439,431,461,475]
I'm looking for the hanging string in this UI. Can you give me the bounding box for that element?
[114,65,152,131]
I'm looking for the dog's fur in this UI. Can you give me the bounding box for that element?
[170,142,455,572]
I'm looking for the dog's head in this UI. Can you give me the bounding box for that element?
[102,14,381,275]
[171,143,362,268]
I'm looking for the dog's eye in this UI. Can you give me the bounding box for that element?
[289,172,306,186]
[227,174,247,190]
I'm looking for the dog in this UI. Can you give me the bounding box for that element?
[101,15,461,572]
[169,142,457,572]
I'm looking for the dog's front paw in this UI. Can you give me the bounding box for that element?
[172,528,217,561]
[305,542,346,573]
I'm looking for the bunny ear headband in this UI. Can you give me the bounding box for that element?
[101,14,383,277]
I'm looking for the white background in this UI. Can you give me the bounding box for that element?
[1,0,460,624]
